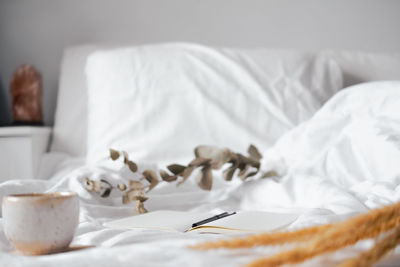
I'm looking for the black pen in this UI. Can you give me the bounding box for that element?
[191,211,236,228]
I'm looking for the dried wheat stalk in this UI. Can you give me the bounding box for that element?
[191,202,400,267]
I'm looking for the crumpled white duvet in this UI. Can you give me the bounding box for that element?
[1,81,400,266]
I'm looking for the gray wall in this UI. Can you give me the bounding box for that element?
[1,0,400,126]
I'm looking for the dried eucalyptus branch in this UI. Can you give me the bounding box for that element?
[83,145,264,214]
[84,149,150,214]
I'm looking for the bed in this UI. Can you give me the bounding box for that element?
[1,43,400,266]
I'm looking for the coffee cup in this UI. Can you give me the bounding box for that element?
[2,192,79,255]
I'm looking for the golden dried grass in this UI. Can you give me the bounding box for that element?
[191,202,400,267]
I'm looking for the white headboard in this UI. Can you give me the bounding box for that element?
[0,0,400,125]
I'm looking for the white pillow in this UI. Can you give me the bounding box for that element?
[86,43,342,164]
[51,45,100,156]
[323,50,400,87]
[52,45,400,158]
[260,81,400,189]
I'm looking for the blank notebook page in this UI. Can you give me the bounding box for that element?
[104,210,298,233]
[196,211,298,231]
[103,210,212,232]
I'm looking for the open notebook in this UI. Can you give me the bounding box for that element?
[103,210,298,234]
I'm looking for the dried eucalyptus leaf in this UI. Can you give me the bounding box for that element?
[252,161,261,169]
[245,171,258,179]
[165,175,178,182]
[167,164,186,175]
[210,149,232,169]
[136,195,149,202]
[100,179,112,187]
[228,151,239,163]
[261,170,279,178]
[248,144,262,160]
[122,194,130,204]
[126,189,147,202]
[142,170,159,191]
[159,170,169,179]
[223,166,236,181]
[160,170,178,182]
[84,181,94,191]
[142,170,158,183]
[100,188,111,198]
[129,180,144,190]
[93,180,103,192]
[194,146,231,169]
[117,184,127,191]
[177,166,194,186]
[189,157,211,167]
[135,200,148,214]
[122,151,129,164]
[194,145,218,158]
[83,178,94,191]
[182,166,194,179]
[127,160,138,173]
[197,165,213,190]
[148,182,158,191]
[222,154,240,181]
[237,153,256,165]
[126,189,149,202]
[110,149,120,160]
[238,164,250,179]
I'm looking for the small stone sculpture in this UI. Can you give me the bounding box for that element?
[10,64,43,124]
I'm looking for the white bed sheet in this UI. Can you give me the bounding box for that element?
[1,158,399,267]
[2,82,400,266]
[0,161,367,267]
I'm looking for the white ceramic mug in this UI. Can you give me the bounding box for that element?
[2,192,79,255]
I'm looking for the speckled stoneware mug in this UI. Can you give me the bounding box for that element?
[2,192,79,255]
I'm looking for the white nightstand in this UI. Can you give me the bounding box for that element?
[0,126,51,182]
